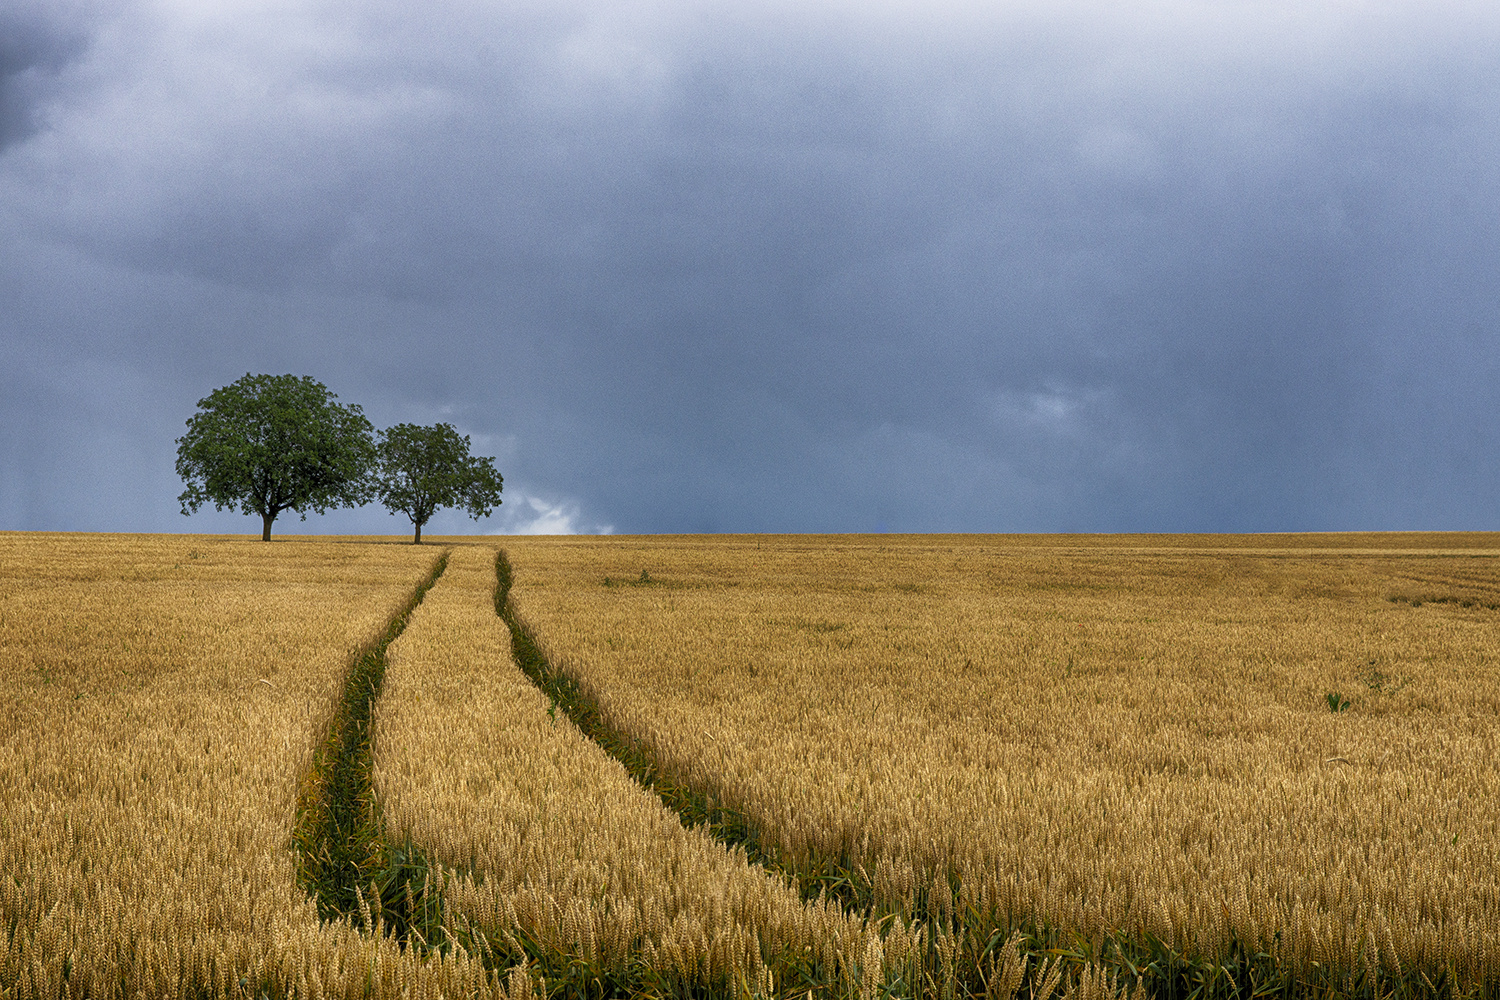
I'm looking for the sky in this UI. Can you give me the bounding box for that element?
[2,0,1498,536]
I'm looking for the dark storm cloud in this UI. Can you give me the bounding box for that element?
[3,1,1499,533]
[0,4,87,150]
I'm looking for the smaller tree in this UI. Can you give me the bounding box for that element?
[176,374,377,540]
[375,423,503,543]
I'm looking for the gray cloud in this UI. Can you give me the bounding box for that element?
[3,0,1499,534]
[0,3,89,151]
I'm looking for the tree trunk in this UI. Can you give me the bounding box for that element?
[262,511,275,541]
[413,520,423,544]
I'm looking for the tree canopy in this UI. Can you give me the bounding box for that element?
[375,422,503,543]
[175,374,377,540]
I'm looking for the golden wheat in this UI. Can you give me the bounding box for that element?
[0,532,509,1000]
[500,533,1500,989]
[373,544,923,998]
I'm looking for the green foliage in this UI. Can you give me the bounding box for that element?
[1325,692,1351,713]
[375,423,503,543]
[175,373,376,540]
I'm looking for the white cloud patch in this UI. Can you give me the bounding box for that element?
[990,384,1108,440]
[490,491,613,536]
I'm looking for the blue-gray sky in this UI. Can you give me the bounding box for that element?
[2,0,1498,535]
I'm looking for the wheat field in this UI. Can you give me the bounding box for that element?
[6,531,1498,1000]
[501,533,1500,997]
[0,533,507,1000]
[373,544,921,999]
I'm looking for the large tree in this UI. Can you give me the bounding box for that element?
[176,374,377,541]
[375,422,503,543]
